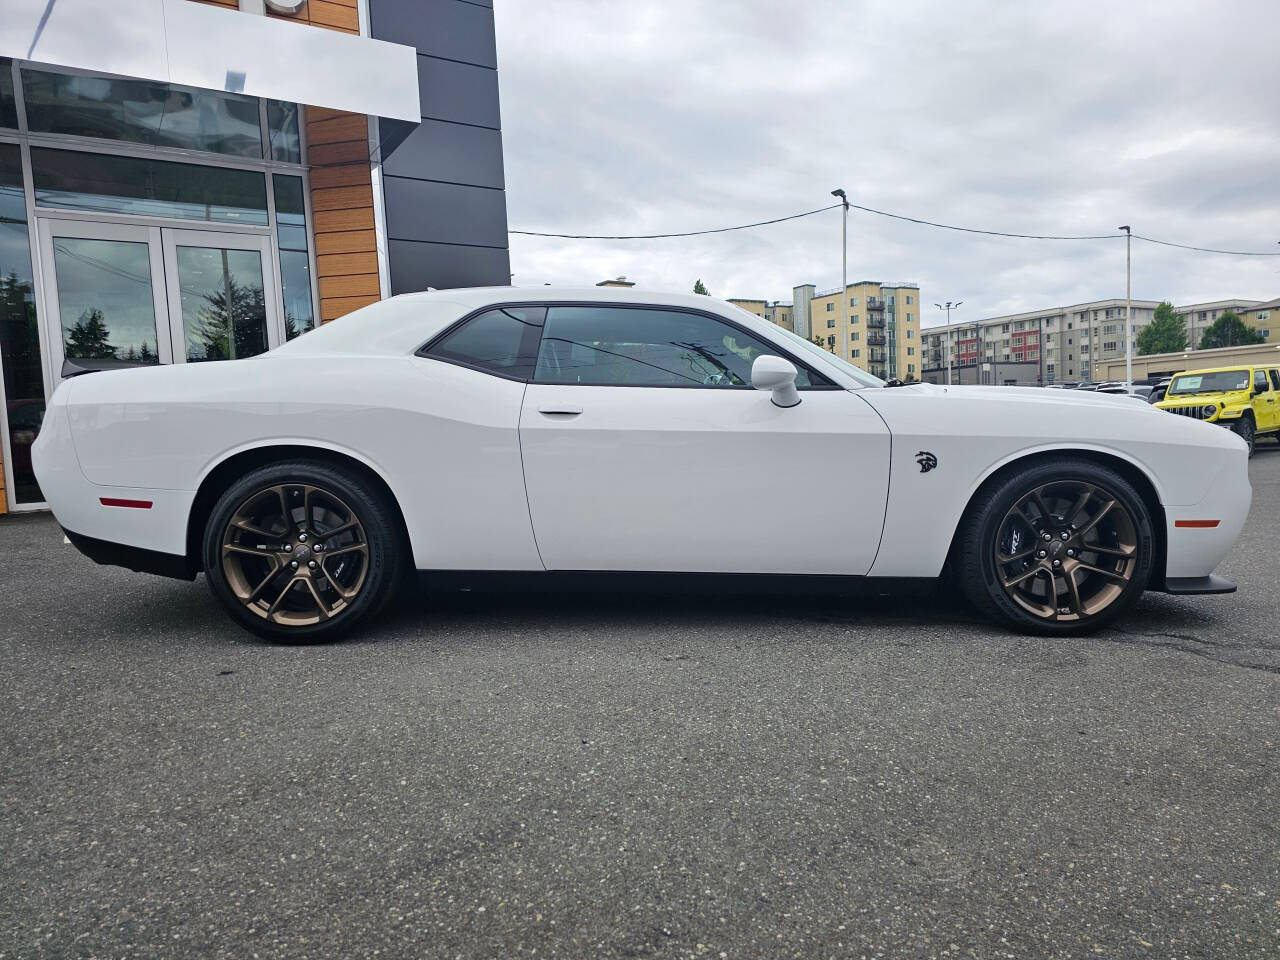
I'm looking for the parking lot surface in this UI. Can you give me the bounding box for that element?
[2,450,1278,959]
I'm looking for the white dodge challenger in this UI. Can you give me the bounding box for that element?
[33,287,1249,642]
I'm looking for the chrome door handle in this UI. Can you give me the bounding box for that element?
[538,404,583,416]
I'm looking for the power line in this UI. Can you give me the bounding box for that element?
[1130,234,1280,257]
[509,203,842,240]
[509,199,1280,256]
[845,201,1117,240]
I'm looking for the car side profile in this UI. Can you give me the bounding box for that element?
[33,287,1250,642]
[1155,364,1280,455]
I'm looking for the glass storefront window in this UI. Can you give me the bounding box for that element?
[177,247,269,362]
[51,238,162,371]
[267,101,302,164]
[22,67,263,159]
[0,59,16,130]
[32,148,269,226]
[0,144,46,505]
[273,175,315,339]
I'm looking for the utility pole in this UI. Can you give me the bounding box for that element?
[1119,225,1132,387]
[832,189,849,356]
[934,301,962,384]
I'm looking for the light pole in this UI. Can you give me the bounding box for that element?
[934,301,963,384]
[832,188,849,355]
[1119,225,1132,387]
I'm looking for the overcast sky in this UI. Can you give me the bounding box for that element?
[493,0,1280,326]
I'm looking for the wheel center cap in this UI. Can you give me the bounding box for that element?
[293,543,313,563]
[1048,540,1064,557]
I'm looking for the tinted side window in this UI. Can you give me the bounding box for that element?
[533,306,820,388]
[1270,369,1280,390]
[1254,369,1269,393]
[424,307,545,380]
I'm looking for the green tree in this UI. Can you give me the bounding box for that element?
[190,279,268,361]
[810,333,830,352]
[1136,301,1187,355]
[1198,310,1263,350]
[692,279,709,296]
[64,308,117,360]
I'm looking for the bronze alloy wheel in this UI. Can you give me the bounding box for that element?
[992,480,1139,623]
[220,483,370,627]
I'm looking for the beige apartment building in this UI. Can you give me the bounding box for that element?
[727,298,793,330]
[773,281,921,380]
[921,296,1276,385]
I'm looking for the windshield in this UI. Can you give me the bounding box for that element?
[766,322,886,388]
[1167,370,1250,396]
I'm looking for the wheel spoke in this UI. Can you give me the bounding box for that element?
[1031,489,1055,525]
[266,574,303,615]
[1002,565,1044,589]
[231,519,277,540]
[1073,560,1129,583]
[274,485,296,536]
[302,577,332,620]
[1065,486,1093,527]
[246,561,283,603]
[998,546,1036,563]
[319,519,358,541]
[316,561,358,600]
[223,542,277,558]
[1062,568,1084,618]
[1076,500,1115,538]
[1085,542,1136,558]
[323,542,367,559]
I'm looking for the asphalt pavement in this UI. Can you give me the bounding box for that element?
[2,449,1278,959]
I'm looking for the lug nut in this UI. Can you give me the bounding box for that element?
[1042,533,1052,541]
[290,561,298,569]
[284,544,293,552]
[298,532,307,542]
[1060,531,1070,541]
[1067,549,1076,558]
[1037,550,1047,559]
[313,543,323,552]
[308,560,316,569]
[1052,559,1061,567]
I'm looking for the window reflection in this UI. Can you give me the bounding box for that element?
[267,101,301,164]
[22,67,263,159]
[32,148,269,226]
[0,59,16,129]
[273,175,315,339]
[177,247,268,362]
[0,143,45,504]
[51,238,161,370]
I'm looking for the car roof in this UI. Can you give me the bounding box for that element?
[1173,365,1263,375]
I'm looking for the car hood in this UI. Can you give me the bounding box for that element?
[884,382,1157,411]
[1156,389,1249,407]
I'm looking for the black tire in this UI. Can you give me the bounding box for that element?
[957,458,1154,636]
[203,460,405,643]
[1232,414,1255,457]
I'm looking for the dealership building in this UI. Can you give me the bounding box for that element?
[0,0,509,515]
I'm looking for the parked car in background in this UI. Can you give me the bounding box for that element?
[6,398,45,484]
[33,288,1250,642]
[1145,378,1175,404]
[1155,365,1280,454]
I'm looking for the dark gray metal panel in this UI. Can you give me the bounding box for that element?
[388,239,510,293]
[380,118,505,189]
[369,0,496,69]
[370,0,509,292]
[414,55,501,129]
[384,176,508,249]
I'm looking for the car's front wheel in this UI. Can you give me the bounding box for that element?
[1232,413,1255,456]
[203,460,405,643]
[958,459,1154,635]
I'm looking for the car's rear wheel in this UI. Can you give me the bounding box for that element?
[1232,413,1255,456]
[958,459,1154,635]
[203,460,405,643]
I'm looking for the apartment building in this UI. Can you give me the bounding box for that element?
[788,281,921,381]
[1176,299,1267,347]
[764,301,793,331]
[920,299,1162,385]
[726,298,767,318]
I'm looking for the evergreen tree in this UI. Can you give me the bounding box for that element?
[64,308,117,360]
[692,279,709,296]
[1199,310,1263,350]
[1136,301,1187,355]
[190,280,268,361]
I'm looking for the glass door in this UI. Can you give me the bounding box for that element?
[36,220,172,384]
[161,229,280,364]
[38,220,281,388]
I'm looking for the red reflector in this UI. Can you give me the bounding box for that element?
[1174,519,1220,528]
[100,497,153,509]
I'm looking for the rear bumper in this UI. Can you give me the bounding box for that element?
[1160,574,1236,595]
[63,528,196,581]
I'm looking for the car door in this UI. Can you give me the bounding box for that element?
[1252,368,1276,431]
[1260,368,1280,431]
[518,303,892,575]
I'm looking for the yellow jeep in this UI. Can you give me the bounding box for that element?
[1156,364,1280,455]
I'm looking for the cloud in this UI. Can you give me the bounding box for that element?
[495,0,1280,323]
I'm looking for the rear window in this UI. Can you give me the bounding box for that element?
[423,306,545,380]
